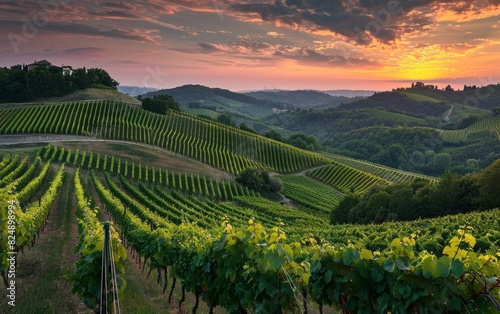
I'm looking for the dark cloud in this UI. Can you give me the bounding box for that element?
[198,43,223,53]
[273,46,377,66]
[0,19,159,44]
[89,10,139,19]
[231,0,497,45]
[173,39,376,67]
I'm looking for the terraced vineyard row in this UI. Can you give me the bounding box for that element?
[0,100,327,174]
[40,144,255,201]
[439,114,500,142]
[307,162,387,194]
[325,153,437,184]
[280,175,343,215]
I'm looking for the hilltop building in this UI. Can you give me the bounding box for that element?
[411,82,437,90]
[26,60,73,76]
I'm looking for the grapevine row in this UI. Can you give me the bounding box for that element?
[324,153,437,184]
[40,144,254,201]
[71,169,126,310]
[307,162,387,194]
[438,114,500,142]
[92,171,500,313]
[0,101,328,174]
[280,175,342,215]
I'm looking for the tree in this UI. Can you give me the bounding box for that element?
[71,68,91,89]
[264,129,283,142]
[239,123,256,133]
[217,114,236,127]
[433,153,451,174]
[142,95,180,115]
[236,168,282,194]
[287,133,320,151]
[456,115,479,129]
[388,185,416,221]
[86,68,119,89]
[477,159,500,209]
[330,194,359,224]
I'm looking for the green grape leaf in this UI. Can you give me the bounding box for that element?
[383,260,395,273]
[463,233,476,249]
[422,257,434,279]
[324,269,333,284]
[213,235,227,252]
[371,266,384,283]
[450,259,464,277]
[343,248,353,265]
[352,249,361,263]
[266,250,285,270]
[437,256,451,278]
[395,258,410,271]
[361,248,373,260]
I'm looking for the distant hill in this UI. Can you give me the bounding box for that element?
[323,89,377,97]
[338,92,450,117]
[261,88,500,175]
[397,84,500,111]
[118,86,158,97]
[243,90,351,109]
[142,84,291,119]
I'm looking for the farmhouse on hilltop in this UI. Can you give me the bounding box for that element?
[26,59,73,76]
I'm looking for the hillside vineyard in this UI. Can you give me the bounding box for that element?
[1,100,499,313]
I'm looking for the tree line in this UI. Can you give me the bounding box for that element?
[0,64,118,102]
[331,159,500,225]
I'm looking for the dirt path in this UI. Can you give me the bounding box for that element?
[443,104,454,121]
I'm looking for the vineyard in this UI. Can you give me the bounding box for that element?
[324,153,437,184]
[0,101,327,174]
[1,99,499,313]
[438,114,500,143]
[279,175,342,217]
[307,163,388,194]
[1,148,499,313]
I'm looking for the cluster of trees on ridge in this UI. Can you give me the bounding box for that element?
[236,168,283,196]
[332,159,500,225]
[141,94,180,114]
[0,64,118,102]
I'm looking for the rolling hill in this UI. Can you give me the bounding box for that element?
[243,89,353,109]
[142,84,292,119]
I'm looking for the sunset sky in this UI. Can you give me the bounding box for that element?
[1,0,500,91]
